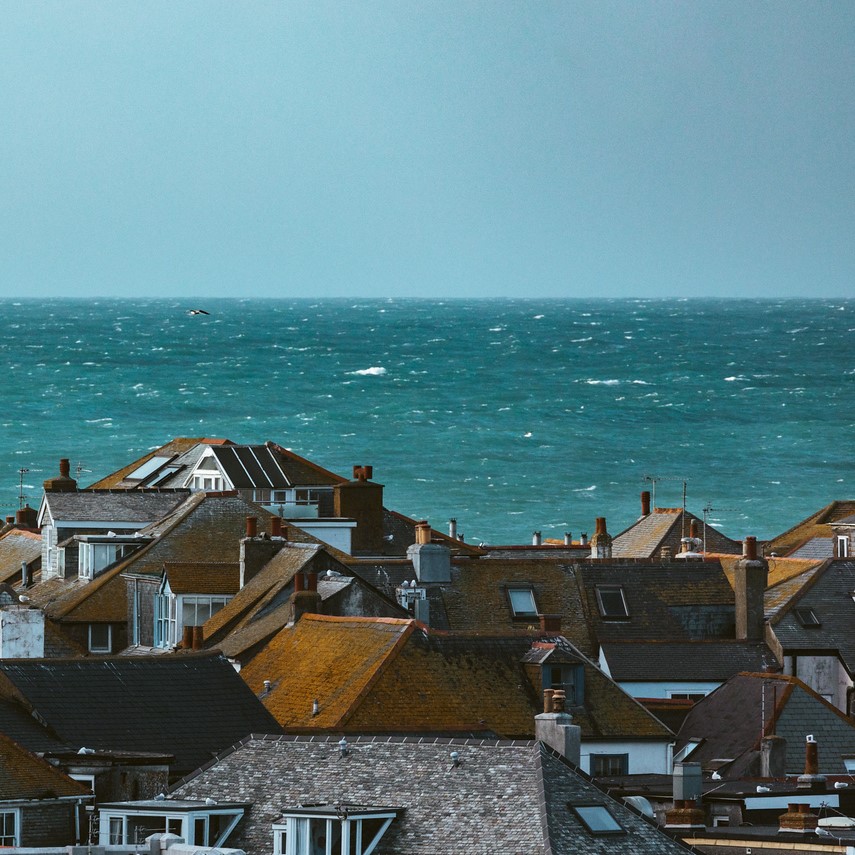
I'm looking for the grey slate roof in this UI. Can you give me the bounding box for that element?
[0,652,283,777]
[788,536,834,559]
[171,735,695,855]
[772,559,855,675]
[601,641,774,682]
[41,490,189,524]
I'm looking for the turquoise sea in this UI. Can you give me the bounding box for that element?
[1,298,852,544]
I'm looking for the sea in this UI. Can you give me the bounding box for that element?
[1,298,852,545]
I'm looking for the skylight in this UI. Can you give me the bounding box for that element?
[126,456,173,482]
[595,586,629,619]
[793,607,821,627]
[507,587,537,617]
[569,803,626,836]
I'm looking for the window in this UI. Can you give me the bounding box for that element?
[543,664,585,705]
[191,474,224,491]
[89,624,112,653]
[0,811,19,847]
[837,536,850,558]
[668,692,708,702]
[181,595,230,628]
[154,590,178,648]
[507,587,538,617]
[793,607,821,627]
[569,803,626,836]
[590,754,629,776]
[108,817,124,845]
[595,585,629,619]
[843,757,855,773]
[274,809,397,855]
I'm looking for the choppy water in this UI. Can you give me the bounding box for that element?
[1,298,852,543]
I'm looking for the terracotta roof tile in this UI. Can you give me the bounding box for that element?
[0,731,90,800]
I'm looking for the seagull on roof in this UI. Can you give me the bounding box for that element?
[187,308,210,315]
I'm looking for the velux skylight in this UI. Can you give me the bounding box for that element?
[568,803,626,836]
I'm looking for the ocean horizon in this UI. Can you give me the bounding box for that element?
[2,296,852,544]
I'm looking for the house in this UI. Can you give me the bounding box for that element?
[611,493,743,559]
[0,651,283,781]
[155,724,697,854]
[0,731,91,847]
[673,671,855,777]
[239,613,676,775]
[767,558,855,713]
[0,525,41,586]
[764,500,855,559]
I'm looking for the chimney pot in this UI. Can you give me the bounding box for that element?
[580,532,588,546]
[59,458,71,478]
[543,689,555,713]
[307,571,318,592]
[294,572,305,593]
[744,536,758,560]
[641,491,651,516]
[448,518,458,539]
[246,516,258,538]
[192,625,203,650]
[551,689,566,713]
[564,532,572,546]
[271,516,282,538]
[690,518,699,539]
[532,531,542,546]
[5,516,13,525]
[595,517,606,535]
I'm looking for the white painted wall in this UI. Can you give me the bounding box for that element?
[581,739,672,775]
[0,607,45,658]
[618,680,721,699]
[290,521,354,554]
[784,654,852,712]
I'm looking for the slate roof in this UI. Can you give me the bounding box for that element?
[209,442,344,489]
[771,559,855,675]
[765,500,855,557]
[240,616,673,741]
[788,536,834,559]
[86,438,213,489]
[0,528,41,584]
[675,672,855,776]
[0,652,283,777]
[40,490,188,525]
[164,562,240,595]
[612,510,741,559]
[601,641,774,682]
[0,731,91,801]
[576,561,736,644]
[170,735,695,855]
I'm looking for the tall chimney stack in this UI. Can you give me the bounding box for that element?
[43,458,77,493]
[589,517,612,559]
[734,536,768,641]
[641,491,651,516]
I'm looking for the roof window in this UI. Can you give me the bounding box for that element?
[673,739,703,764]
[793,607,821,627]
[568,803,626,836]
[595,585,629,619]
[507,587,538,617]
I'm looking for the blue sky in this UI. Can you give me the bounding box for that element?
[1,2,853,298]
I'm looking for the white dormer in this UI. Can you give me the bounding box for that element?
[184,448,227,492]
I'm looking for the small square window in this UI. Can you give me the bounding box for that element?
[793,607,821,627]
[569,803,626,835]
[595,586,629,619]
[89,624,112,653]
[590,754,629,776]
[508,588,537,617]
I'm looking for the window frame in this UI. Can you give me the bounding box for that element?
[589,753,629,777]
[595,585,630,620]
[568,802,626,836]
[89,623,112,653]
[793,606,821,627]
[274,809,398,855]
[0,809,19,847]
[506,586,538,618]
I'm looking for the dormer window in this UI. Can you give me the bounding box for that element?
[507,587,538,618]
[543,663,585,705]
[273,806,399,855]
[837,535,850,558]
[568,803,626,836]
[595,585,629,620]
[793,607,821,627]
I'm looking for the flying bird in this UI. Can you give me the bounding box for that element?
[187,309,210,316]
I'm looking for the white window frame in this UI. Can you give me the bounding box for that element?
[180,595,231,629]
[274,811,396,855]
[507,587,538,617]
[837,535,849,557]
[100,809,242,847]
[0,809,19,847]
[89,624,112,653]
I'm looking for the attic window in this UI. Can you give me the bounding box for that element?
[595,586,629,619]
[568,803,626,836]
[507,587,538,617]
[273,807,399,855]
[793,607,821,627]
[673,739,703,764]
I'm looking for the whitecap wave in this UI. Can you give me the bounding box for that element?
[349,367,387,376]
[573,485,597,492]
[586,379,620,386]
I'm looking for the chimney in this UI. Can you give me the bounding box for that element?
[660,545,672,560]
[690,518,700,540]
[15,505,38,529]
[290,585,322,622]
[673,762,702,801]
[448,518,458,540]
[333,466,385,554]
[415,522,431,545]
[408,523,451,584]
[641,491,651,516]
[535,690,581,766]
[564,532,572,546]
[20,561,28,588]
[270,516,283,538]
[532,531,542,547]
[778,803,818,834]
[43,458,77,493]
[589,517,612,559]
[664,799,706,830]
[734,536,768,641]
[192,625,204,651]
[580,532,588,547]
[4,517,13,525]
[539,614,562,635]
[797,735,826,791]
[761,735,787,778]
[246,516,258,538]
[240,527,285,587]
[181,625,193,649]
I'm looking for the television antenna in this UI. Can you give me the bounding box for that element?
[643,474,687,534]
[701,502,737,555]
[17,468,29,510]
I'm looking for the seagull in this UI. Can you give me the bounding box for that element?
[187,309,210,316]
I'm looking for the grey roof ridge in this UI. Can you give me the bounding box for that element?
[265,440,348,484]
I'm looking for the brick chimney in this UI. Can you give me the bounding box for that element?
[333,465,385,554]
[15,505,38,529]
[535,690,581,765]
[778,803,818,834]
[734,536,768,641]
[641,490,651,516]
[43,458,77,493]
[290,569,322,622]
[796,735,826,791]
[589,517,612,559]
[407,520,451,583]
[240,519,286,587]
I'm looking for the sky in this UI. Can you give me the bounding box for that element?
[1,2,853,299]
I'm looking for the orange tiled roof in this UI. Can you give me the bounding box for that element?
[164,562,240,595]
[0,731,90,800]
[765,501,855,556]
